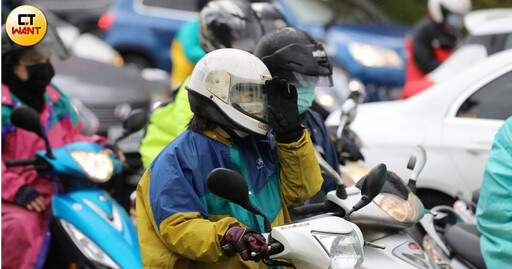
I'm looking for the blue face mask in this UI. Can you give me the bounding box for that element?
[296,86,315,114]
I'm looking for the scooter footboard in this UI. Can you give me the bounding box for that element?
[361,232,436,269]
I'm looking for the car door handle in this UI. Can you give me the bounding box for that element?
[465,142,491,155]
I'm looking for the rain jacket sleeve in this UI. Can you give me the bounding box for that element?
[477,117,512,269]
[275,129,323,207]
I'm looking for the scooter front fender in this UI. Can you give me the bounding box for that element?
[52,189,142,268]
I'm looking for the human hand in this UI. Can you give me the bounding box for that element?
[221,226,268,261]
[15,186,46,212]
[266,76,303,143]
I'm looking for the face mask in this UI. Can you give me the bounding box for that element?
[296,86,315,114]
[26,63,55,91]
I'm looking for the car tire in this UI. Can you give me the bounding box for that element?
[417,189,456,209]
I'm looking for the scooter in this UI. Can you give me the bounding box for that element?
[4,106,145,269]
[294,145,436,269]
[207,164,391,269]
[418,190,485,269]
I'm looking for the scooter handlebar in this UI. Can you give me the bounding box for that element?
[4,157,38,167]
[292,200,339,217]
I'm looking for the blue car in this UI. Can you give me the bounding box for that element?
[277,0,409,103]
[99,0,198,71]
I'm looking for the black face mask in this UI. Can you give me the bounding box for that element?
[5,63,55,112]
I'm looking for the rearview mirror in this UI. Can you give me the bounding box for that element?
[207,168,271,232]
[10,106,45,138]
[10,106,54,158]
[346,163,387,219]
[122,109,147,136]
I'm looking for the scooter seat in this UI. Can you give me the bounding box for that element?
[444,224,486,269]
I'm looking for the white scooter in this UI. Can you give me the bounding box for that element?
[207,164,390,269]
[293,145,436,269]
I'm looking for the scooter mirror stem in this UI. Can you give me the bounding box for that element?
[406,146,427,195]
[314,147,347,199]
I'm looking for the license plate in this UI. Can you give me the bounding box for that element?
[107,125,144,153]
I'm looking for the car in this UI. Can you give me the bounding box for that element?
[325,49,512,207]
[276,0,409,103]
[99,0,197,71]
[402,8,512,98]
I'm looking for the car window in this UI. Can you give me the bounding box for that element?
[142,0,196,12]
[504,34,512,50]
[281,0,387,25]
[457,71,512,120]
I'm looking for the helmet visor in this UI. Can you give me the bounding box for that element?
[230,79,268,122]
[292,71,333,87]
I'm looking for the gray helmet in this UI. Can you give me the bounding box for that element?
[199,0,263,53]
[251,2,288,34]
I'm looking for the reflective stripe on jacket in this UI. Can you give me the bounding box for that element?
[136,129,323,268]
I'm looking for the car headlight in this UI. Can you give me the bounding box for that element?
[348,42,403,68]
[60,219,121,269]
[70,150,114,182]
[377,193,420,223]
[312,231,363,269]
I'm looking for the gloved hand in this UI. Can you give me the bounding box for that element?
[15,185,46,212]
[266,76,304,143]
[221,226,268,261]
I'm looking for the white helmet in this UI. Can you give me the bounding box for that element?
[428,0,472,24]
[186,48,272,136]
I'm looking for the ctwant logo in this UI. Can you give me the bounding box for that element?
[5,5,47,46]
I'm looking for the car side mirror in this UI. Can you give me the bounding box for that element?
[207,168,271,232]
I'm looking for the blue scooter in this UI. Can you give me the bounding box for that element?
[5,106,145,269]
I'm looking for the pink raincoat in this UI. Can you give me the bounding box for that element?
[1,83,108,269]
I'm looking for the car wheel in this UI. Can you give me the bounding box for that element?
[417,189,456,209]
[123,54,152,70]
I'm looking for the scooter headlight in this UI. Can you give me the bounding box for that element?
[312,231,363,269]
[60,219,121,269]
[70,150,114,182]
[377,193,420,223]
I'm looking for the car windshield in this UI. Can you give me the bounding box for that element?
[427,44,488,83]
[282,0,390,25]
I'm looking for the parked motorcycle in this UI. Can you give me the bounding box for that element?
[207,164,389,269]
[294,145,435,269]
[4,106,145,269]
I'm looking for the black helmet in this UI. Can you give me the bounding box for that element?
[251,2,288,34]
[199,0,263,53]
[253,27,333,87]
